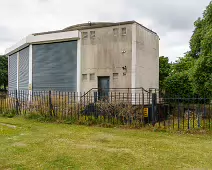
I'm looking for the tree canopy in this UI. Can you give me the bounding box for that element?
[159,1,212,98]
[0,55,8,90]
[189,1,212,59]
[189,1,212,97]
[159,56,171,91]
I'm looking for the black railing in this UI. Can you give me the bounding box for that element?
[0,90,212,130]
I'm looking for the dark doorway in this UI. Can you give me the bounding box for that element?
[98,76,110,100]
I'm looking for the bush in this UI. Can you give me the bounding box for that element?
[1,109,16,118]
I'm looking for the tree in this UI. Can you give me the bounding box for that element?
[172,54,195,73]
[164,71,193,98]
[159,56,171,91]
[189,1,212,59]
[164,56,195,97]
[189,1,212,97]
[189,18,203,59]
[160,1,212,98]
[191,55,212,97]
[0,55,8,90]
[162,1,212,98]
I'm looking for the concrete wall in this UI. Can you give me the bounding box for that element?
[80,24,133,93]
[7,23,159,95]
[135,23,159,91]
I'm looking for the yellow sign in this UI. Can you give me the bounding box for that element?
[143,108,148,118]
[28,84,32,90]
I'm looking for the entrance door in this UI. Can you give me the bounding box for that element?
[98,77,110,100]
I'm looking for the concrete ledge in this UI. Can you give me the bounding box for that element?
[5,30,79,55]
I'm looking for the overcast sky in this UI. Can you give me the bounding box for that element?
[0,0,210,61]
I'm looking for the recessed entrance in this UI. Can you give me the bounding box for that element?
[98,76,110,100]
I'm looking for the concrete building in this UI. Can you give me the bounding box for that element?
[5,21,159,95]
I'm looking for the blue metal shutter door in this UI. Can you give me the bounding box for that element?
[32,41,77,91]
[19,47,29,90]
[8,53,17,91]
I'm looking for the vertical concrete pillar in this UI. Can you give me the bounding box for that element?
[132,23,137,104]
[17,52,20,91]
[77,32,82,100]
[28,45,33,101]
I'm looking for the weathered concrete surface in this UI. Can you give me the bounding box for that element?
[80,23,159,93]
[135,23,159,90]
[80,24,133,93]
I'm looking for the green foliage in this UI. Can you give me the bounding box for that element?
[188,1,212,97]
[189,2,212,59]
[1,109,16,118]
[162,55,195,97]
[0,55,8,90]
[162,1,212,97]
[191,55,212,97]
[189,18,203,59]
[172,54,195,72]
[159,56,171,90]
[201,1,212,57]
[164,71,193,97]
[24,112,57,122]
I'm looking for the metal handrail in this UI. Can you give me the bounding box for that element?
[80,87,149,99]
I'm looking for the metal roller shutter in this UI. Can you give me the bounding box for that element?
[32,41,77,91]
[19,47,29,90]
[8,53,17,91]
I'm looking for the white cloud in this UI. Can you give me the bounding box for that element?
[0,0,211,61]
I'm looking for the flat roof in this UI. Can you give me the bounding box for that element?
[33,20,158,36]
[6,20,159,55]
[5,31,79,55]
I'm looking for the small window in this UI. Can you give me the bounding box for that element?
[82,74,87,81]
[121,28,127,36]
[113,28,118,36]
[90,31,95,38]
[82,32,88,39]
[90,73,95,81]
[113,73,119,80]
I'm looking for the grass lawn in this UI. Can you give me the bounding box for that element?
[1,117,212,170]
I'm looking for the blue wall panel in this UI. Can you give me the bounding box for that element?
[8,53,17,91]
[19,47,29,90]
[32,41,77,91]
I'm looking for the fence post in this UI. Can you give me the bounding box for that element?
[204,97,206,129]
[152,92,157,126]
[0,97,2,113]
[94,92,98,103]
[142,91,145,126]
[197,98,201,128]
[178,96,180,130]
[15,90,19,115]
[49,91,53,117]
[187,98,190,130]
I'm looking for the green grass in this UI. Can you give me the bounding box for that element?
[1,117,212,170]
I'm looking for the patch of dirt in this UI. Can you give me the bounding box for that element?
[0,123,16,129]
[93,133,115,143]
[20,133,26,136]
[76,144,97,149]
[75,143,133,154]
[56,138,74,144]
[104,148,132,153]
[12,142,27,147]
